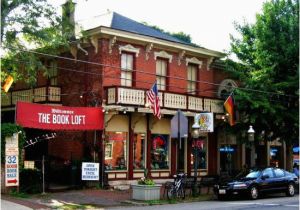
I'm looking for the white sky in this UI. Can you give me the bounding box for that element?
[51,0,266,53]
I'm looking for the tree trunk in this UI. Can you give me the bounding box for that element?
[285,143,293,172]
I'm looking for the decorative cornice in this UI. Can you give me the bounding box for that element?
[178,50,185,66]
[145,43,153,60]
[88,27,225,58]
[119,44,140,57]
[109,36,117,54]
[185,57,202,69]
[154,50,173,63]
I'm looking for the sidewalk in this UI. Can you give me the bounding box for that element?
[1,187,214,209]
[2,188,133,209]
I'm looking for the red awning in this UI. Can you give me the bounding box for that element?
[16,101,104,130]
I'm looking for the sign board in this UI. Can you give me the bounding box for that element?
[5,155,19,187]
[16,101,104,130]
[5,134,19,156]
[171,110,188,138]
[82,162,99,181]
[194,113,214,132]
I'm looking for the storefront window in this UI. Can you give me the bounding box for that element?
[133,133,146,170]
[151,134,169,169]
[104,132,127,170]
[191,136,207,170]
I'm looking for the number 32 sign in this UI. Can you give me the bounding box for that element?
[5,155,19,187]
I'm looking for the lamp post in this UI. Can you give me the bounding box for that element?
[192,122,200,179]
[248,125,256,167]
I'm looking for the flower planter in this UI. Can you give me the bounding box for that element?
[131,184,162,200]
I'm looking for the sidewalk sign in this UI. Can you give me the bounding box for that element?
[82,162,99,181]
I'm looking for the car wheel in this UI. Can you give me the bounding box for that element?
[249,186,259,200]
[286,183,295,197]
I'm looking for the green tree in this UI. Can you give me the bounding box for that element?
[227,0,299,170]
[141,22,197,45]
[1,0,73,85]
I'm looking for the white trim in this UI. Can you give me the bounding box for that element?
[90,27,225,58]
[119,44,140,57]
[186,57,203,69]
[154,50,173,63]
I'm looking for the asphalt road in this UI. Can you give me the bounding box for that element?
[109,194,299,210]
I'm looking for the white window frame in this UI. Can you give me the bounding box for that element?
[121,53,134,87]
[156,58,167,90]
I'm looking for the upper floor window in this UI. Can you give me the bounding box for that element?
[49,61,58,86]
[121,53,133,87]
[187,64,197,95]
[156,58,167,91]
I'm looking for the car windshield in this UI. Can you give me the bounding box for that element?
[245,170,261,178]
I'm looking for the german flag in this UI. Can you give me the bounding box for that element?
[224,94,235,126]
[2,75,14,93]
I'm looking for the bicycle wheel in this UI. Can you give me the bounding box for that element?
[178,186,185,199]
[167,185,176,200]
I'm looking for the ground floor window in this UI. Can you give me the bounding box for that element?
[151,134,169,169]
[191,135,207,170]
[104,131,127,170]
[133,133,146,170]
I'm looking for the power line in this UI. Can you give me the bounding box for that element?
[2,46,298,98]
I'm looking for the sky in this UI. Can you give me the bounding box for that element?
[51,0,266,53]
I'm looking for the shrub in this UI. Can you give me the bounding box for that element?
[20,169,42,194]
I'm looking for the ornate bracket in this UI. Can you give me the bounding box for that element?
[105,113,117,127]
[149,116,160,130]
[207,57,214,70]
[186,57,202,69]
[145,43,153,60]
[178,50,185,66]
[70,44,78,61]
[119,44,140,57]
[131,114,144,130]
[109,36,117,54]
[154,50,173,63]
[90,35,99,54]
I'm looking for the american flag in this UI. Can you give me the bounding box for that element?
[146,82,161,119]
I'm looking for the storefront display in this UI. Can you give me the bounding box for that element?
[104,132,127,170]
[151,134,169,169]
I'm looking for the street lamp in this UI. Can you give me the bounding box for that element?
[248,125,255,142]
[192,121,200,181]
[248,125,256,167]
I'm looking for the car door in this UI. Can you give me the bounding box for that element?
[273,168,288,190]
[260,168,276,192]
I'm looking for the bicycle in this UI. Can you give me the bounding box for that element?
[167,172,186,200]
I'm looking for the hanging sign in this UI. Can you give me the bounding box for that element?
[194,113,214,132]
[16,101,104,130]
[82,162,99,181]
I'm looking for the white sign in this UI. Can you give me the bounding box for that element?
[82,162,99,181]
[194,113,214,132]
[5,134,19,148]
[5,155,19,187]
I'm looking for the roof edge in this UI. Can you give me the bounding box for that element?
[86,26,225,58]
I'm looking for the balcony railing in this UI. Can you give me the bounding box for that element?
[105,86,224,113]
[1,86,61,107]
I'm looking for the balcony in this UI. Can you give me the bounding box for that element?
[105,86,224,114]
[1,86,61,108]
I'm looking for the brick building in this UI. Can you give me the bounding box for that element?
[2,7,259,187]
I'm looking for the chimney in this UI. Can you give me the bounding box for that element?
[62,0,76,41]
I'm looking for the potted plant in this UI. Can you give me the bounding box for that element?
[131,170,161,200]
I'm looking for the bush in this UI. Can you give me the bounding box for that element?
[20,169,42,194]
